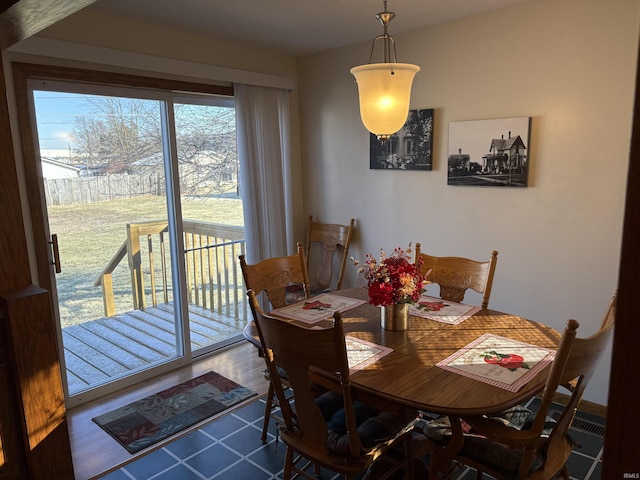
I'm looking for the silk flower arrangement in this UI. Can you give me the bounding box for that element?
[352,245,429,307]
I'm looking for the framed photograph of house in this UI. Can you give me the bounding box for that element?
[369,108,434,170]
[447,116,531,187]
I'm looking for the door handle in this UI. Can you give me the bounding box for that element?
[49,234,61,273]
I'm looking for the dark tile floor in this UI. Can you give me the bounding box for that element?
[98,397,605,480]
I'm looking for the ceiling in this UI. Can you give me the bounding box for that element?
[88,0,530,57]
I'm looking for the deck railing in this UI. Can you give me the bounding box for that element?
[94,219,247,321]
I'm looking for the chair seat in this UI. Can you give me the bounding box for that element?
[420,406,559,479]
[455,433,575,480]
[278,394,416,478]
[315,391,414,454]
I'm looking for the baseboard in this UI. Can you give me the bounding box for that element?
[553,392,607,419]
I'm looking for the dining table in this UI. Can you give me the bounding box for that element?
[252,287,561,416]
[245,287,562,475]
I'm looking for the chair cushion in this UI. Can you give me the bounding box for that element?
[263,365,288,381]
[422,405,557,478]
[316,391,410,453]
[423,405,554,441]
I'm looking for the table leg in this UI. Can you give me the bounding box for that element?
[427,415,465,479]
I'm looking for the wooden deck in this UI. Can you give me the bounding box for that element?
[62,302,249,394]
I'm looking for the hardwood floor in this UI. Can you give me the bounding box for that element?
[67,340,268,480]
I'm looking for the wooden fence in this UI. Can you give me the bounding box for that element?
[44,173,164,205]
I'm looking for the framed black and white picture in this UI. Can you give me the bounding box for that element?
[369,108,434,170]
[448,116,531,187]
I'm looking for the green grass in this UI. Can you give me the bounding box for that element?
[49,195,244,327]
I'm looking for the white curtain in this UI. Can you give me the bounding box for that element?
[234,83,294,263]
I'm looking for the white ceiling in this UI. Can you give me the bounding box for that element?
[88,0,531,57]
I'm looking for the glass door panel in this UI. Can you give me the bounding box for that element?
[32,87,184,403]
[173,97,248,356]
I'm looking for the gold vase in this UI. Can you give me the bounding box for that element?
[381,303,409,331]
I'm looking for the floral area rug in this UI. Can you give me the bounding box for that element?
[92,371,257,453]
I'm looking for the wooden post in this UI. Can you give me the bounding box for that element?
[100,273,116,317]
[126,223,145,310]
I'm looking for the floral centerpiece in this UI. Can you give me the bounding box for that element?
[352,244,428,307]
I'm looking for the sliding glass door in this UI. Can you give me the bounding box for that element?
[27,80,246,406]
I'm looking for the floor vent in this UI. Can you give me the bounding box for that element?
[550,410,606,436]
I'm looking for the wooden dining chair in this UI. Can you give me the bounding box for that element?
[417,314,615,480]
[305,215,355,292]
[239,242,311,310]
[414,243,498,309]
[239,243,311,442]
[248,289,417,480]
[556,290,616,404]
[599,289,617,331]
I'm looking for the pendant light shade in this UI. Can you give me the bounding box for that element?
[351,0,420,142]
[350,62,419,138]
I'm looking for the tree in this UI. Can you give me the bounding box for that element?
[174,103,238,196]
[71,95,239,196]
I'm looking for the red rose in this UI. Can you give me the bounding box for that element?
[368,282,395,306]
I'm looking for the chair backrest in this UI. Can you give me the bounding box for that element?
[462,320,613,479]
[599,290,617,331]
[414,243,498,309]
[515,317,614,477]
[247,289,362,457]
[305,215,355,291]
[239,242,311,309]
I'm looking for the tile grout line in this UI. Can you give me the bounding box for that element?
[104,398,604,480]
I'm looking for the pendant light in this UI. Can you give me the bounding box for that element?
[350,0,420,142]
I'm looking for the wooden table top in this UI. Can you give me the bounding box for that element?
[246,287,562,417]
[328,288,561,416]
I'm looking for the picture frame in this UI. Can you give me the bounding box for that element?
[448,116,531,187]
[369,108,434,170]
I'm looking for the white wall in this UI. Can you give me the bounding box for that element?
[297,0,640,405]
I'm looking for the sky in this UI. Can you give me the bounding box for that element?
[31,89,235,158]
[32,90,93,154]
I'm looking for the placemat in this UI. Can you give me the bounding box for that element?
[271,293,366,324]
[409,295,481,325]
[436,333,556,392]
[345,336,393,372]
